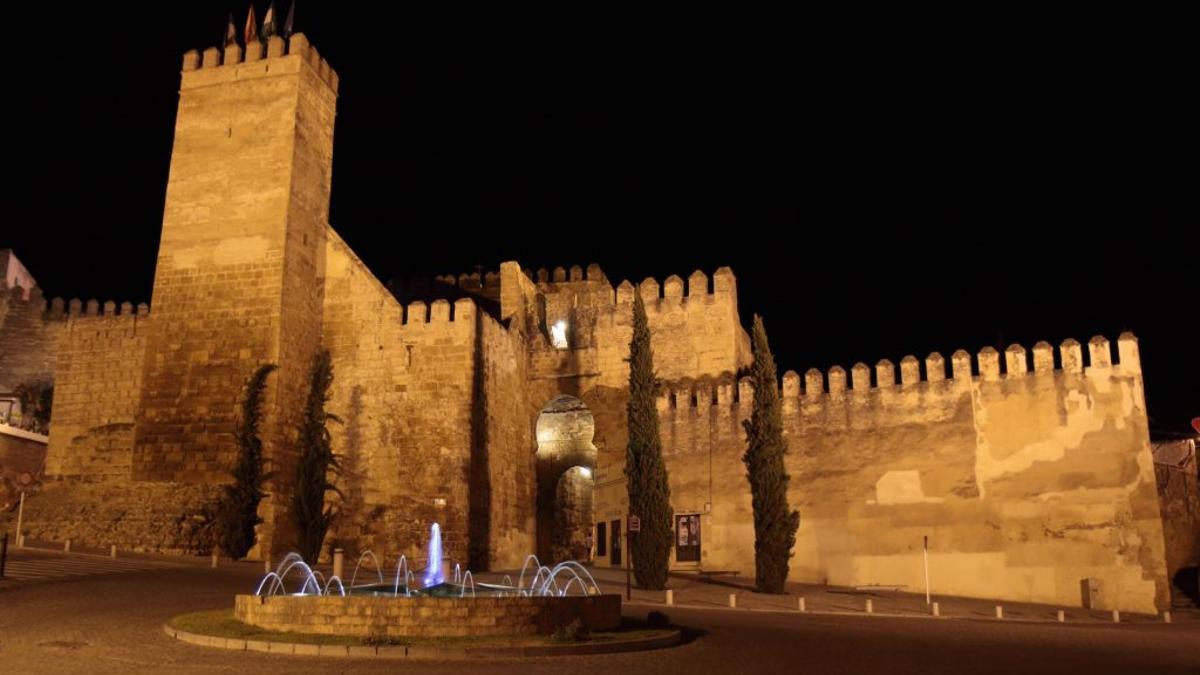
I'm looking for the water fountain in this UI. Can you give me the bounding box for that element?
[235,523,620,639]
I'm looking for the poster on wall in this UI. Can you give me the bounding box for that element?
[675,513,701,562]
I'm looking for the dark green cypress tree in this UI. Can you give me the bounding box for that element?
[625,291,672,589]
[292,349,342,564]
[742,314,800,593]
[215,364,276,560]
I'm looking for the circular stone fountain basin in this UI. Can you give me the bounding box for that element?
[234,593,621,638]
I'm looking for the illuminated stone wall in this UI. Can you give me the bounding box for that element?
[596,333,1170,614]
[3,33,1173,606]
[45,305,148,479]
[320,231,535,569]
[477,312,537,569]
[130,35,336,555]
[0,285,62,394]
[321,231,475,564]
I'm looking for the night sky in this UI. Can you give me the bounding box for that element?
[3,5,1195,435]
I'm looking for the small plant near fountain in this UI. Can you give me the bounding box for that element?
[646,611,672,628]
[550,618,591,643]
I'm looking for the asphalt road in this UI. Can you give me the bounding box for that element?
[0,565,1196,674]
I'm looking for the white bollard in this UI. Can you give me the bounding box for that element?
[798,596,806,612]
[63,539,71,553]
[1162,611,1171,624]
[1057,610,1065,623]
[210,551,219,568]
[333,548,344,581]
[110,544,117,558]
[665,589,674,606]
[931,602,939,617]
[995,605,1003,619]
[865,598,873,614]
[1111,609,1120,623]
[728,593,738,608]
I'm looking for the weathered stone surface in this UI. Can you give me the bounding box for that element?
[593,340,1170,614]
[233,593,621,638]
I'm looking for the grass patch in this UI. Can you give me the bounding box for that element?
[169,610,672,648]
[170,610,364,646]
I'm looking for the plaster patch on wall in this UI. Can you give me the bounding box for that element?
[974,387,1105,497]
[872,470,944,505]
[213,236,272,265]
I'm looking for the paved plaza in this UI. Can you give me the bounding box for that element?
[0,546,1196,674]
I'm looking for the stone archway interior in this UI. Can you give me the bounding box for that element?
[535,395,597,562]
[553,466,594,562]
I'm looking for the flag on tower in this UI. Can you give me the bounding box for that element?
[262,2,277,40]
[244,5,259,45]
[283,1,295,38]
[224,13,237,47]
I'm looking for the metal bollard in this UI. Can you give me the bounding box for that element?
[865,598,873,614]
[797,596,806,612]
[995,605,1003,619]
[333,548,344,581]
[728,593,738,608]
[110,544,117,558]
[1111,609,1120,623]
[264,557,272,574]
[1057,610,1065,623]
[1163,611,1171,624]
[210,551,218,568]
[665,589,674,606]
[1,532,8,578]
[64,539,71,553]
[931,602,939,617]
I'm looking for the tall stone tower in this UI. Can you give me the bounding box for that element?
[132,35,338,554]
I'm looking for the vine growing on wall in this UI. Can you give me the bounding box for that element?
[215,363,276,560]
[292,349,342,564]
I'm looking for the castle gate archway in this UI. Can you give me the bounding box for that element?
[535,395,596,562]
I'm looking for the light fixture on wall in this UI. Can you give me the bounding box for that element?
[550,320,569,349]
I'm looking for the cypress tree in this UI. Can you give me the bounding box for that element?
[625,291,672,589]
[742,314,800,593]
[292,349,342,564]
[215,364,277,560]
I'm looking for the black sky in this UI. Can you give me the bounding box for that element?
[2,4,1196,434]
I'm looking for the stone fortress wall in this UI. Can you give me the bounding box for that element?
[607,333,1169,613]
[0,30,1179,615]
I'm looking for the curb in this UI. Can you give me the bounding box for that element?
[625,600,1183,627]
[162,623,683,659]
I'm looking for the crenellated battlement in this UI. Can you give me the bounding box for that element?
[652,334,1143,417]
[180,33,338,92]
[398,297,476,328]
[612,267,735,308]
[532,264,607,286]
[4,286,148,323]
[59,297,150,322]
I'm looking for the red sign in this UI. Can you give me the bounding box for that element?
[1192,417,1200,435]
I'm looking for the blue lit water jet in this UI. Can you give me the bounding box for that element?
[423,522,444,587]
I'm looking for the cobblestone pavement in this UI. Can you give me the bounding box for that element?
[0,555,1196,674]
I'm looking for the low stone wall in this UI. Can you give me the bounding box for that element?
[234,593,621,638]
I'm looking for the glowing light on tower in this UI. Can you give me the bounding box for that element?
[423,522,444,587]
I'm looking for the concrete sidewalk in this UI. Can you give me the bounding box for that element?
[573,564,1196,626]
